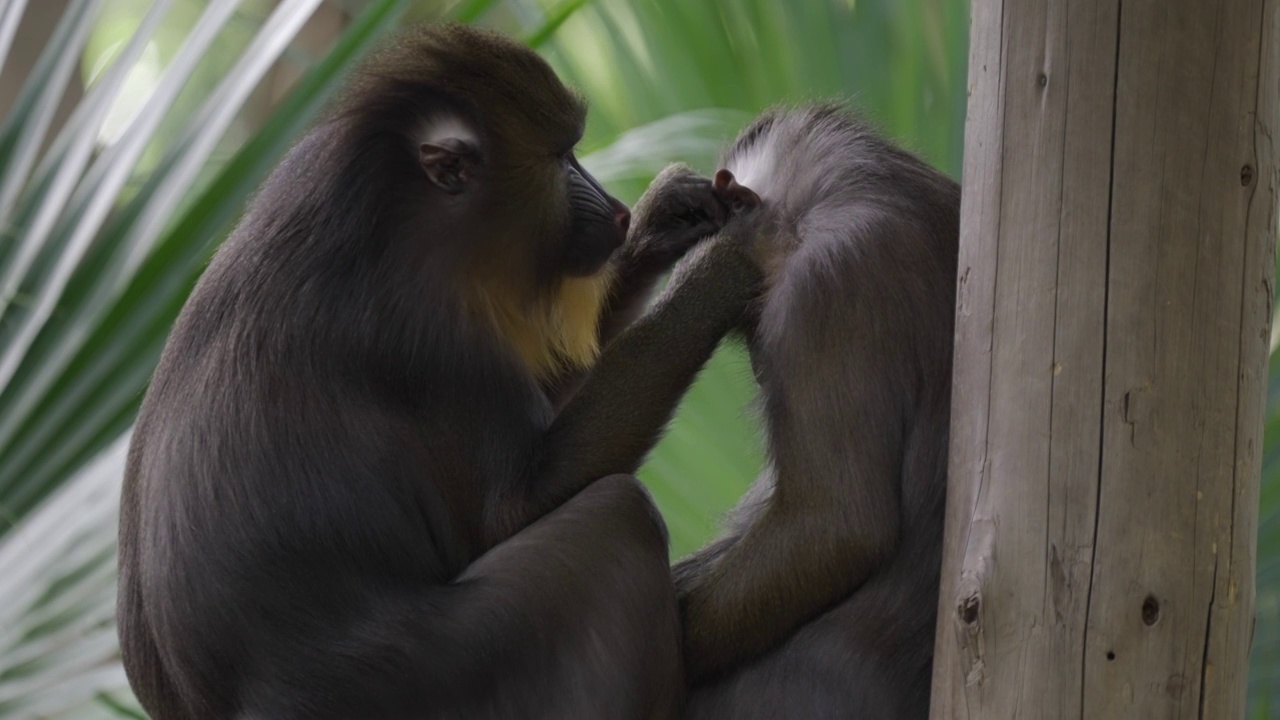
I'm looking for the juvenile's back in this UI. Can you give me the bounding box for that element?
[675,105,960,718]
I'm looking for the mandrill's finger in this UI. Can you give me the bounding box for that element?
[651,162,701,186]
[712,169,762,212]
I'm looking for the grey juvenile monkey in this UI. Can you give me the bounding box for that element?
[670,104,960,719]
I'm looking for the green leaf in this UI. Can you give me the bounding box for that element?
[523,0,597,48]
[0,0,412,526]
[96,691,148,719]
[0,0,100,225]
[0,1,411,713]
[453,0,503,23]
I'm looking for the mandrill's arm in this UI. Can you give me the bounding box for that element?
[501,166,764,540]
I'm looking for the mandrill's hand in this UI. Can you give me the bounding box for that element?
[621,163,760,277]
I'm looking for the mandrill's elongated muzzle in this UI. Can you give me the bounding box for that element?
[563,156,629,276]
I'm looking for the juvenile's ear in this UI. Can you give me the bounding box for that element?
[713,169,761,212]
[420,137,480,195]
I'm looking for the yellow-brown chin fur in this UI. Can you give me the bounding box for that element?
[473,265,615,381]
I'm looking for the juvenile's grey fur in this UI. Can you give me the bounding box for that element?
[673,104,960,718]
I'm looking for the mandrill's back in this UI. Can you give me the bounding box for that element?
[116,122,480,720]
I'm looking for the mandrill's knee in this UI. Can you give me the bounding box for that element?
[578,473,672,552]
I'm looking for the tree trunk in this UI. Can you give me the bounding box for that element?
[929,0,1279,717]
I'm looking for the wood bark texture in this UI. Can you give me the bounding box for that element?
[929,0,1279,717]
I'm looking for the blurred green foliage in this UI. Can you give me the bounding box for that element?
[0,0,1276,717]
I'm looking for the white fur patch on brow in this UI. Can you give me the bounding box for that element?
[422,115,478,145]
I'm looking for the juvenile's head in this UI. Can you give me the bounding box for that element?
[339,24,628,377]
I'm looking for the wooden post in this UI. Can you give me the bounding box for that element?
[929,0,1279,717]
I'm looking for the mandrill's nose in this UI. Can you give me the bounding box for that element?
[614,208,631,235]
[609,197,631,238]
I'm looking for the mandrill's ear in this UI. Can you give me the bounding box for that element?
[420,138,480,194]
[419,117,481,195]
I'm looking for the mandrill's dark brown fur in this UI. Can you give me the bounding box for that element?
[117,24,760,720]
[673,104,961,719]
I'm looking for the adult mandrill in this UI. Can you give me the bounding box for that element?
[673,104,961,719]
[117,24,760,720]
